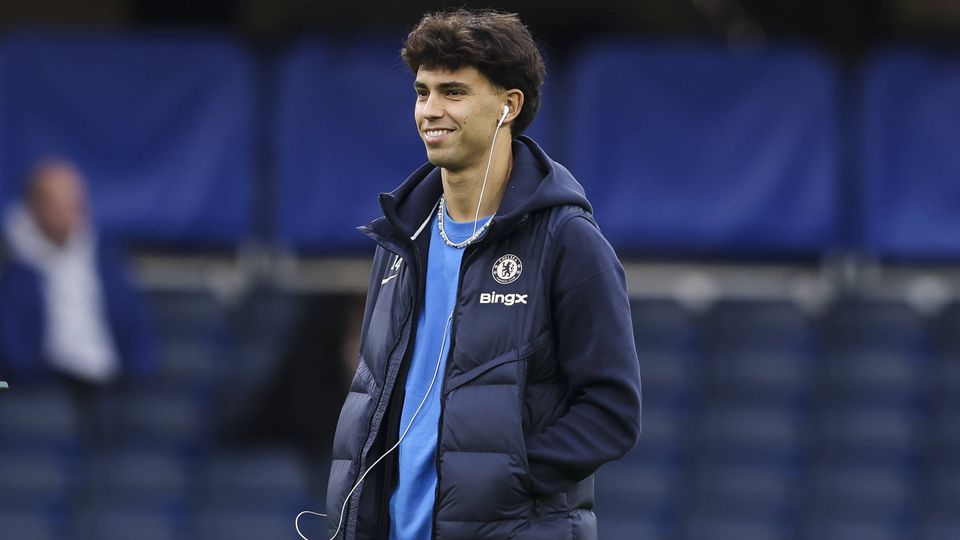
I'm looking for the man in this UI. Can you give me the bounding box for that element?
[325,10,641,540]
[0,158,156,387]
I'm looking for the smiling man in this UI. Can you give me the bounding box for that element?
[324,9,641,540]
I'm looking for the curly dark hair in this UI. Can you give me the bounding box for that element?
[401,9,546,136]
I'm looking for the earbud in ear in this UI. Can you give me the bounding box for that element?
[501,105,510,122]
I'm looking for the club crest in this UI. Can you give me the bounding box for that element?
[492,254,522,284]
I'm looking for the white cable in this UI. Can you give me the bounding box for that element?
[471,106,508,239]
[296,311,454,540]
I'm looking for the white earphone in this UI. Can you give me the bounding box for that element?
[499,104,510,126]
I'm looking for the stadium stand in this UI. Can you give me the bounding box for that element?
[0,32,959,540]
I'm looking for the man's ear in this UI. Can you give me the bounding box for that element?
[503,89,524,125]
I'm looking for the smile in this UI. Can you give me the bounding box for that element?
[423,128,454,143]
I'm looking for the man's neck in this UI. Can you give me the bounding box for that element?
[440,138,514,222]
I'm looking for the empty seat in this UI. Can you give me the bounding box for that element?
[82,450,189,509]
[0,451,71,511]
[95,388,210,450]
[684,513,791,540]
[706,349,812,406]
[922,513,960,540]
[0,382,78,452]
[632,299,701,410]
[820,349,925,406]
[807,462,915,518]
[630,406,691,461]
[925,462,960,513]
[698,404,806,461]
[197,447,310,509]
[73,509,182,540]
[802,515,910,540]
[147,289,227,340]
[0,512,60,540]
[690,461,800,516]
[631,298,698,352]
[706,300,813,353]
[815,406,920,462]
[597,458,683,518]
[196,509,304,540]
[601,513,676,540]
[824,300,926,353]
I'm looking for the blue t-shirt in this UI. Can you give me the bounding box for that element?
[389,208,491,540]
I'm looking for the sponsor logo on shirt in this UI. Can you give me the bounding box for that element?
[480,292,528,306]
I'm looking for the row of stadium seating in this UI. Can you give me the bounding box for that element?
[2,291,959,539]
[1,32,958,259]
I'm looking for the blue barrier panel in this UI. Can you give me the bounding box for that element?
[567,41,840,256]
[0,33,256,247]
[861,48,960,261]
[275,36,425,252]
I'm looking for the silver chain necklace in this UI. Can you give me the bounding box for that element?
[437,195,494,249]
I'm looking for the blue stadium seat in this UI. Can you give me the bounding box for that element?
[931,403,960,458]
[94,387,210,450]
[935,303,960,353]
[197,448,310,509]
[0,382,78,453]
[274,36,425,252]
[824,300,926,353]
[631,406,691,462]
[860,48,960,261]
[815,406,919,463]
[567,41,839,256]
[690,461,800,517]
[597,458,683,519]
[631,298,698,352]
[820,349,925,406]
[195,509,305,540]
[707,349,813,407]
[706,300,813,353]
[82,449,189,510]
[631,299,700,409]
[684,513,791,540]
[698,404,806,462]
[807,462,915,519]
[926,462,960,515]
[74,509,182,540]
[0,512,61,540]
[602,514,676,540]
[802,516,910,540]
[922,514,960,540]
[0,450,72,512]
[0,32,257,247]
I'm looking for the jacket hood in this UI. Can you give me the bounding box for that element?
[366,136,592,242]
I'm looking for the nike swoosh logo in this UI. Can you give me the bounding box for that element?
[381,274,398,285]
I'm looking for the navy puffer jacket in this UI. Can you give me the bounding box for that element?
[327,137,641,539]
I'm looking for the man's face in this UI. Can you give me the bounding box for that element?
[414,66,506,172]
[29,164,88,247]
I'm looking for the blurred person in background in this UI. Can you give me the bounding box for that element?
[322,9,641,540]
[0,158,157,395]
